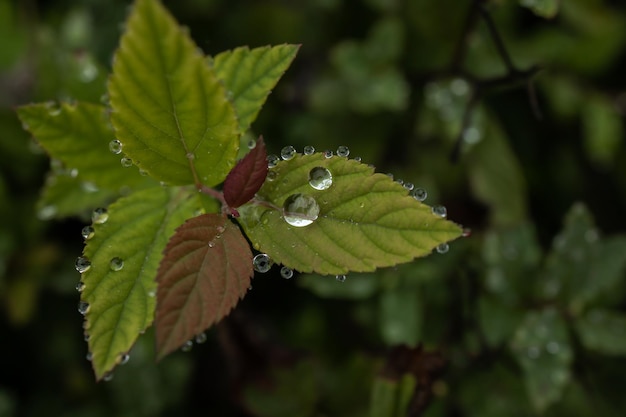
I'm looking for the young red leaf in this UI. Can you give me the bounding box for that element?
[223,136,268,208]
[155,213,253,359]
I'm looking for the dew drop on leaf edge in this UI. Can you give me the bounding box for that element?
[280,266,294,279]
[432,205,447,218]
[76,281,85,292]
[253,253,272,273]
[75,257,91,273]
[411,188,427,202]
[303,145,315,155]
[336,145,350,157]
[283,193,320,227]
[281,145,296,160]
[336,274,346,283]
[181,340,193,352]
[119,353,130,365]
[109,139,122,155]
[308,167,333,191]
[267,154,280,168]
[81,226,95,240]
[78,301,90,315]
[92,207,108,224]
[195,333,207,344]
[436,243,449,254]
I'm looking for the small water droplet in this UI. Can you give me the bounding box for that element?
[119,353,130,365]
[78,301,90,315]
[147,289,156,297]
[395,178,404,186]
[86,352,93,361]
[308,167,333,190]
[267,154,280,168]
[283,193,320,227]
[84,333,90,342]
[92,207,108,224]
[103,372,114,382]
[139,169,148,176]
[109,139,122,154]
[462,228,472,237]
[436,243,449,254]
[303,145,315,155]
[253,253,272,273]
[403,182,414,191]
[246,138,257,149]
[76,281,85,292]
[280,266,293,279]
[195,333,207,344]
[281,145,296,160]
[336,145,350,157]
[208,241,215,248]
[411,188,427,202]
[324,150,333,158]
[186,152,195,161]
[181,340,193,352]
[386,173,394,180]
[110,257,124,271]
[120,157,133,167]
[267,171,277,181]
[432,205,447,218]
[336,274,346,283]
[81,226,95,240]
[75,257,91,273]
[353,156,362,162]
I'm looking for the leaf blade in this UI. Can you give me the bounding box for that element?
[223,136,268,208]
[108,0,239,186]
[81,186,201,380]
[212,44,299,132]
[237,153,462,275]
[155,214,253,359]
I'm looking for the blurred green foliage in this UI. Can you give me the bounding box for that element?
[1,0,626,416]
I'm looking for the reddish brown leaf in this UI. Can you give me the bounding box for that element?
[155,213,253,359]
[223,136,268,208]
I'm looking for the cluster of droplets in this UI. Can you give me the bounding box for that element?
[180,332,208,353]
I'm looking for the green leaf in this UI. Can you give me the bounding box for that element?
[212,44,299,133]
[237,153,462,275]
[108,0,239,186]
[155,214,253,359]
[575,309,626,356]
[510,308,573,412]
[17,101,150,191]
[81,186,201,380]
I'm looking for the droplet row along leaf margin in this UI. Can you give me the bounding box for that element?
[237,153,463,275]
[108,0,239,186]
[81,186,200,380]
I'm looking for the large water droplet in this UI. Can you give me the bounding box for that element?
[436,243,449,254]
[281,145,296,160]
[109,139,122,154]
[280,266,293,279]
[76,281,85,292]
[81,226,95,240]
[120,157,133,168]
[411,188,427,202]
[283,193,320,227]
[92,207,109,224]
[110,257,124,271]
[336,274,347,283]
[253,253,272,273]
[336,145,350,157]
[181,340,193,352]
[78,301,90,315]
[267,154,280,168]
[75,257,91,273]
[303,145,315,155]
[308,167,333,191]
[195,333,207,344]
[432,205,447,218]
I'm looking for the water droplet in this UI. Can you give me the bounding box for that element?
[308,167,333,190]
[324,150,333,158]
[119,353,130,365]
[37,205,58,220]
[81,226,95,241]
[47,102,62,116]
[411,188,427,202]
[75,257,91,273]
[403,182,414,191]
[336,274,346,283]
[246,138,257,149]
[76,281,85,292]
[208,241,215,248]
[280,266,293,279]
[92,207,108,224]
[110,257,124,271]
[186,152,195,161]
[267,171,277,181]
[386,173,394,180]
[103,372,114,382]
[195,333,207,344]
[354,156,362,162]
[147,289,156,297]
[303,145,315,155]
[120,157,133,167]
[109,139,122,154]
[267,154,280,168]
[253,253,272,273]
[84,333,90,342]
[181,340,193,352]
[281,145,296,160]
[462,228,472,237]
[78,301,90,315]
[436,243,449,254]
[283,193,320,227]
[86,352,93,361]
[432,205,447,218]
[336,145,350,157]
[139,169,148,176]
[395,178,404,186]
